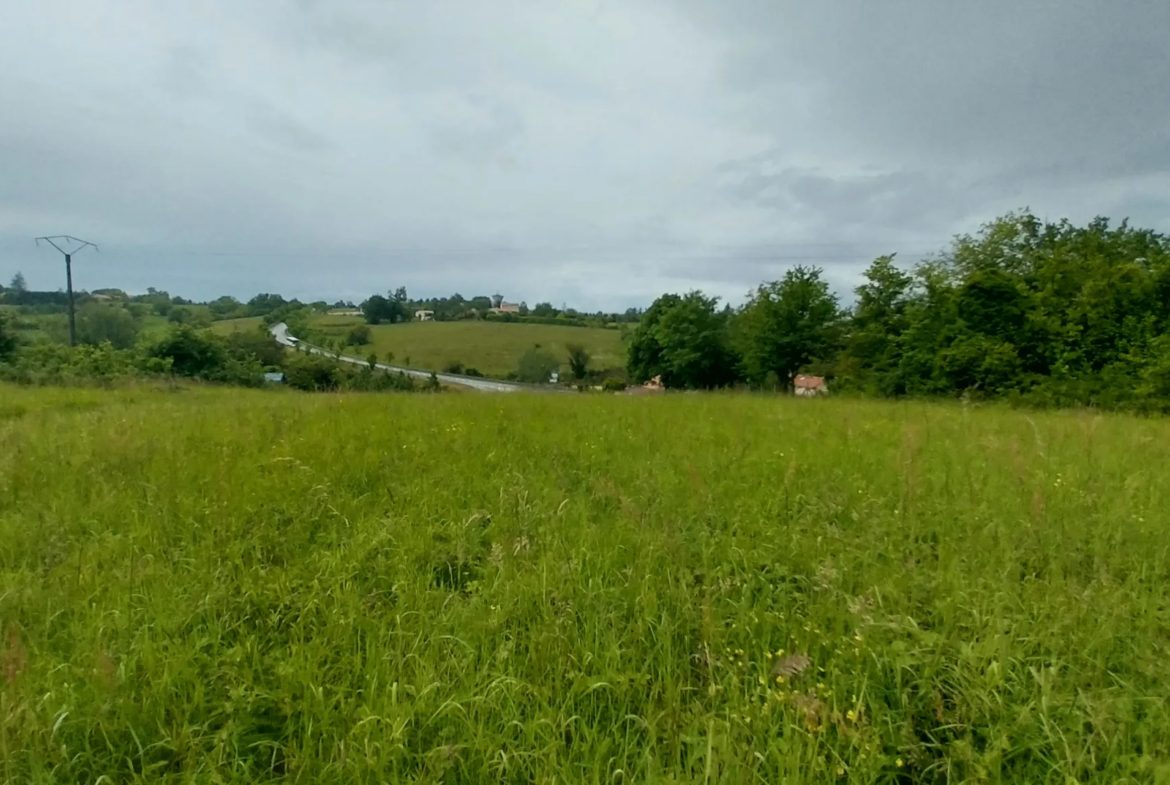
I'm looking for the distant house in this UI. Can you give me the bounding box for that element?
[263,372,285,384]
[415,309,435,321]
[490,302,520,315]
[625,375,665,395]
[793,374,828,397]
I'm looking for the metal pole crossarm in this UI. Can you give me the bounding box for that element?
[34,235,99,347]
[35,235,99,255]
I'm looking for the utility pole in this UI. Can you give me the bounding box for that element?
[35,235,98,347]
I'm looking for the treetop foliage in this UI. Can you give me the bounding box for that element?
[627,211,1170,411]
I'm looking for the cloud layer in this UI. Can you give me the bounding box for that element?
[2,0,1167,307]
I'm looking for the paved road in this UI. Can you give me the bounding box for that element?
[270,322,525,392]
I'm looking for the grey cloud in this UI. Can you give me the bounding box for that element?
[1,0,1168,309]
[246,103,332,153]
[426,94,525,164]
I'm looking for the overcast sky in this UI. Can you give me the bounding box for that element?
[2,0,1168,309]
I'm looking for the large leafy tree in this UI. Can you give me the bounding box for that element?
[362,292,408,325]
[627,291,738,389]
[840,255,913,393]
[735,266,840,388]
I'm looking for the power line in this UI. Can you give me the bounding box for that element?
[35,235,98,347]
[96,243,937,263]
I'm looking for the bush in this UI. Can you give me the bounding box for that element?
[284,354,341,391]
[567,343,590,379]
[442,361,465,374]
[147,327,228,379]
[226,330,286,369]
[346,324,372,346]
[76,304,141,350]
[344,366,417,392]
[516,347,560,384]
[0,310,19,361]
[0,342,166,386]
[146,326,262,387]
[602,377,627,392]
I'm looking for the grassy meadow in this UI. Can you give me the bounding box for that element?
[307,315,626,378]
[208,316,265,336]
[1,385,1168,783]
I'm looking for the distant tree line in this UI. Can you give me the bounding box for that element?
[0,273,637,332]
[357,287,641,328]
[627,211,1170,411]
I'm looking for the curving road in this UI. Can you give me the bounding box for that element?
[270,322,525,392]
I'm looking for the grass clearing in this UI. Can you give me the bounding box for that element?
[1,386,1168,782]
[208,316,265,336]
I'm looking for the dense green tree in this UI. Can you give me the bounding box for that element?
[627,291,738,389]
[247,293,288,317]
[362,294,407,325]
[735,266,840,388]
[208,295,244,319]
[147,326,230,379]
[839,255,913,393]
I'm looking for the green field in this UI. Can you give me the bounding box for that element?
[208,315,265,336]
[207,315,626,379]
[308,316,626,378]
[0,307,171,344]
[2,386,1168,782]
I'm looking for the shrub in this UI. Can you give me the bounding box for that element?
[0,310,19,361]
[516,347,560,384]
[226,330,286,369]
[567,343,590,379]
[146,326,262,387]
[284,354,341,392]
[346,325,372,346]
[76,304,141,350]
[0,342,166,386]
[602,377,627,392]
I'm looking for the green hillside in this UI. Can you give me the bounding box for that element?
[309,315,626,379]
[208,316,264,336]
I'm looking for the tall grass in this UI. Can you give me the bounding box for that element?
[1,384,1167,782]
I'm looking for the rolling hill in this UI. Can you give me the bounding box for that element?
[308,315,627,379]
